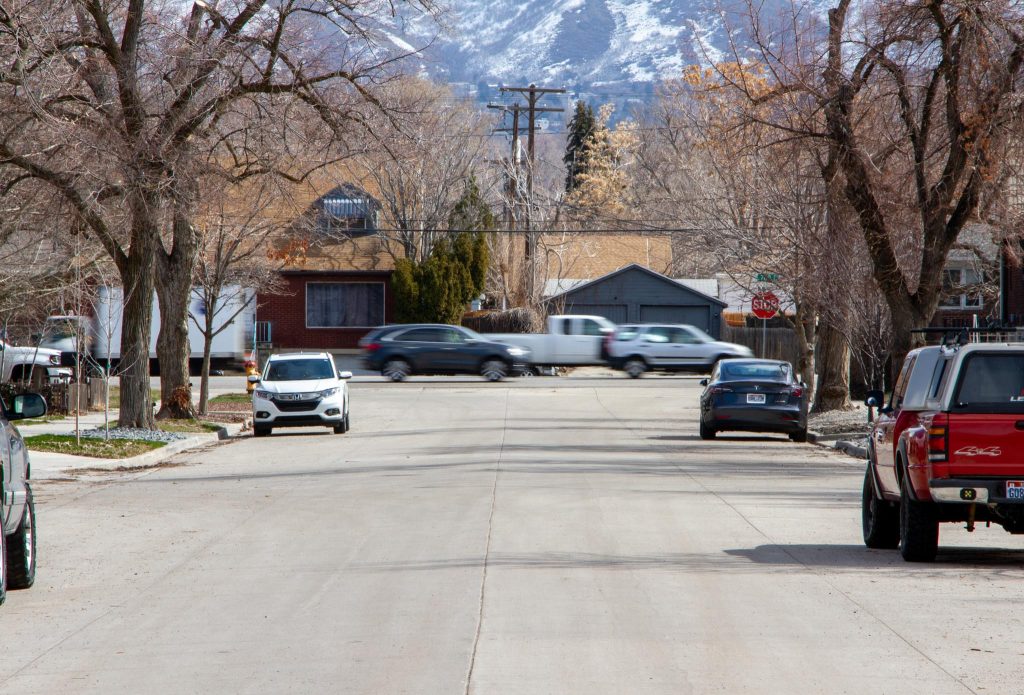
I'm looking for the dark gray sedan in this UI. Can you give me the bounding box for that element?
[698,359,808,442]
[361,324,531,381]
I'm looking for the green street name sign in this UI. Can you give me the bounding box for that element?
[755,273,779,282]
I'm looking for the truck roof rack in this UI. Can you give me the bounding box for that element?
[911,326,1024,348]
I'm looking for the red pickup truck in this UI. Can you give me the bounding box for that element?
[862,342,1024,561]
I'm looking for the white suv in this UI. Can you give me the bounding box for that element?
[250,353,351,437]
[607,324,753,377]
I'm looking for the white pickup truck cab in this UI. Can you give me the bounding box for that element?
[0,341,66,385]
[486,315,616,369]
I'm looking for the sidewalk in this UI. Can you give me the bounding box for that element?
[18,410,247,480]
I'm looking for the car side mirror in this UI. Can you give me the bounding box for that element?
[6,392,47,420]
[247,374,261,384]
[338,371,353,380]
[699,378,709,387]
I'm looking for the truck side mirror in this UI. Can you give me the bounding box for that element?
[865,390,885,408]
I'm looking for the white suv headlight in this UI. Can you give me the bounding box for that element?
[254,390,272,400]
[319,387,341,398]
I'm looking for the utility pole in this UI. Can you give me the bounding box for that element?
[496,84,565,300]
[487,102,524,232]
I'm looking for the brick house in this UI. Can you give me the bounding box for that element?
[256,185,394,352]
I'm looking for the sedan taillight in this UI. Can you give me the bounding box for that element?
[365,342,381,352]
[709,386,733,395]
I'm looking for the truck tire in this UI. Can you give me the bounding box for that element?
[383,359,411,382]
[624,358,647,378]
[899,472,938,562]
[862,465,899,549]
[481,359,508,382]
[5,486,36,590]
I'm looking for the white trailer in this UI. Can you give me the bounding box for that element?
[41,286,256,370]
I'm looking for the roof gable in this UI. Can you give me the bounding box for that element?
[547,263,727,307]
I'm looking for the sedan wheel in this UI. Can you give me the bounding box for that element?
[481,359,508,382]
[383,359,411,382]
[624,359,646,378]
[699,419,716,440]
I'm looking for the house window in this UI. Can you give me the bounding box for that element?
[306,282,384,328]
[941,268,984,309]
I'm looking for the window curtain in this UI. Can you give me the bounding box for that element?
[306,283,384,327]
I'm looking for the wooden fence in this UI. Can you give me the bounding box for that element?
[721,325,801,366]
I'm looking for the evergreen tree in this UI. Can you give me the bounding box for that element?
[564,101,597,193]
[391,179,494,324]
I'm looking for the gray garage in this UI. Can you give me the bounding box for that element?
[545,264,727,338]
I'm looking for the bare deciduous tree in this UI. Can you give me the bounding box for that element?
[1,0,440,427]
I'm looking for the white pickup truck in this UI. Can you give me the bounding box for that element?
[486,315,616,370]
[0,340,66,385]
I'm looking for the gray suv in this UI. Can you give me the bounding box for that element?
[1,392,45,605]
[607,324,753,377]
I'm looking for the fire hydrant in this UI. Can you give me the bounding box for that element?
[245,360,259,394]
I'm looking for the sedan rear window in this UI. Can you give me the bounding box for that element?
[722,363,791,381]
[265,359,334,381]
[953,353,1024,412]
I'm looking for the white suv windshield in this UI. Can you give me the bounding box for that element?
[265,359,334,381]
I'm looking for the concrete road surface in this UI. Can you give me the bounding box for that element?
[3,377,1023,694]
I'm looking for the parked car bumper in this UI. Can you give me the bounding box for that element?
[707,405,806,433]
[252,395,346,428]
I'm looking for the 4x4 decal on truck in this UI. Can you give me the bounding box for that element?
[953,446,1003,457]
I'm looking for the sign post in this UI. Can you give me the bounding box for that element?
[751,291,780,358]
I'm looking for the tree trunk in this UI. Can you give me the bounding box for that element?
[198,305,215,416]
[154,209,198,420]
[791,302,817,404]
[116,236,157,429]
[812,319,852,413]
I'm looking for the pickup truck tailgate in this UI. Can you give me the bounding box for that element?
[947,414,1024,476]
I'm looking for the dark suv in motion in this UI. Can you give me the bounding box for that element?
[361,324,530,381]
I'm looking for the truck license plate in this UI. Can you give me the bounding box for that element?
[1007,481,1024,500]
[747,393,766,404]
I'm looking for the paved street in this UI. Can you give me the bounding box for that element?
[3,377,1023,694]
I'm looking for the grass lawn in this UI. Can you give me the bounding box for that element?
[210,392,252,404]
[24,434,165,459]
[157,419,223,434]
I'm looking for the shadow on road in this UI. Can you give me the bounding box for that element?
[726,543,1024,571]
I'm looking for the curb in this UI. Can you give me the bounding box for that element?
[807,430,868,460]
[57,421,248,473]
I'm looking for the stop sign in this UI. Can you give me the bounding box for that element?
[751,291,780,320]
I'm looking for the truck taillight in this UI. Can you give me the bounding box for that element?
[928,418,948,462]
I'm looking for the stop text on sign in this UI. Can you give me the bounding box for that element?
[751,291,780,320]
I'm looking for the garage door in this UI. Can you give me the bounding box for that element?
[565,303,628,325]
[639,305,710,330]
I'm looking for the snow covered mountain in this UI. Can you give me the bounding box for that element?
[390,0,790,89]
